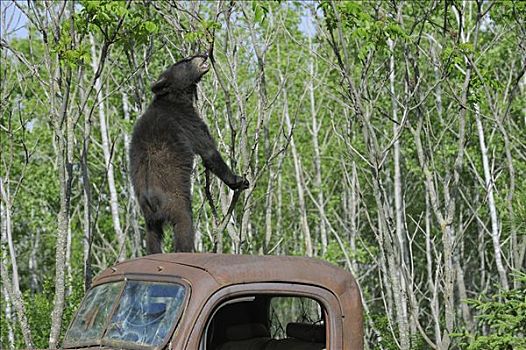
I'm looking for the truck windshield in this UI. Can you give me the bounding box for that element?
[64,280,187,348]
[65,281,124,345]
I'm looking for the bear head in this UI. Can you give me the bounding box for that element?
[151,54,210,97]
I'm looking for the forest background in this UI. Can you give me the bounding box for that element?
[1,1,525,349]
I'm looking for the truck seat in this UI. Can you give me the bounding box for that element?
[217,323,271,350]
[217,322,325,350]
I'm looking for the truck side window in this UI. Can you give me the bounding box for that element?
[202,294,326,350]
[269,297,325,340]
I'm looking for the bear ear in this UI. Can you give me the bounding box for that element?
[151,76,170,96]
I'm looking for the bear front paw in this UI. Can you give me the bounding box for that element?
[229,176,249,191]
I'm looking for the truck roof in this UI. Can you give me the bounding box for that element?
[93,253,356,297]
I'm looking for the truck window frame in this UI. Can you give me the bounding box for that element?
[187,283,343,350]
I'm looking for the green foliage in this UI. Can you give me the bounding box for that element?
[453,273,526,350]
[0,275,85,348]
[319,0,407,62]
[51,19,91,68]
[77,0,130,36]
[24,279,54,346]
[368,313,400,350]
[252,2,269,24]
[325,240,371,266]
[51,0,159,67]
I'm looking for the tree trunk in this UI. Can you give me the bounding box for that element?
[48,85,73,350]
[283,82,313,257]
[29,229,40,293]
[90,35,125,262]
[349,162,359,271]
[425,192,441,346]
[1,183,34,348]
[474,104,509,289]
[2,285,15,349]
[0,259,34,348]
[309,41,328,256]
[455,236,473,331]
[122,90,142,257]
[264,164,275,253]
[49,49,74,350]
[81,83,93,290]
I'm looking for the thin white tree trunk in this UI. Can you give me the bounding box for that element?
[29,229,40,292]
[283,83,313,257]
[90,35,125,261]
[66,224,72,295]
[2,285,15,349]
[0,259,34,348]
[1,185,20,294]
[389,38,411,343]
[48,6,75,346]
[219,184,240,253]
[494,117,518,287]
[48,94,72,350]
[1,183,33,348]
[276,165,284,255]
[80,82,93,290]
[349,162,358,271]
[455,240,473,331]
[519,76,526,268]
[309,42,328,255]
[238,96,252,254]
[122,91,142,257]
[425,192,441,345]
[389,38,406,269]
[264,165,275,252]
[264,150,288,253]
[425,36,444,346]
[475,104,509,289]
[82,171,92,288]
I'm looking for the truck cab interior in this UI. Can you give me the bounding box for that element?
[202,294,326,350]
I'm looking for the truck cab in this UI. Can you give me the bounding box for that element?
[63,254,364,350]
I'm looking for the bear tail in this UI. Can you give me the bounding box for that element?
[138,189,164,222]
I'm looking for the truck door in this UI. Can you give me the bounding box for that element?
[185,283,344,350]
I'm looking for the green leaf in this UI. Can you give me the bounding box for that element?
[144,21,157,33]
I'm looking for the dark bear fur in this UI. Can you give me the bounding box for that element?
[130,54,249,254]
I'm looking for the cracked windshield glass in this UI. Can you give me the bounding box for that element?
[65,281,187,348]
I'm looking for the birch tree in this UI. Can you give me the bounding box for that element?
[1,2,525,349]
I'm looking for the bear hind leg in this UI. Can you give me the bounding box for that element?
[146,220,164,254]
[168,203,195,253]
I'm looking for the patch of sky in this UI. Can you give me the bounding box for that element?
[299,7,317,38]
[479,12,494,33]
[1,1,28,39]
[26,118,36,132]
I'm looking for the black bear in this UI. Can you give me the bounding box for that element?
[130,53,248,254]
